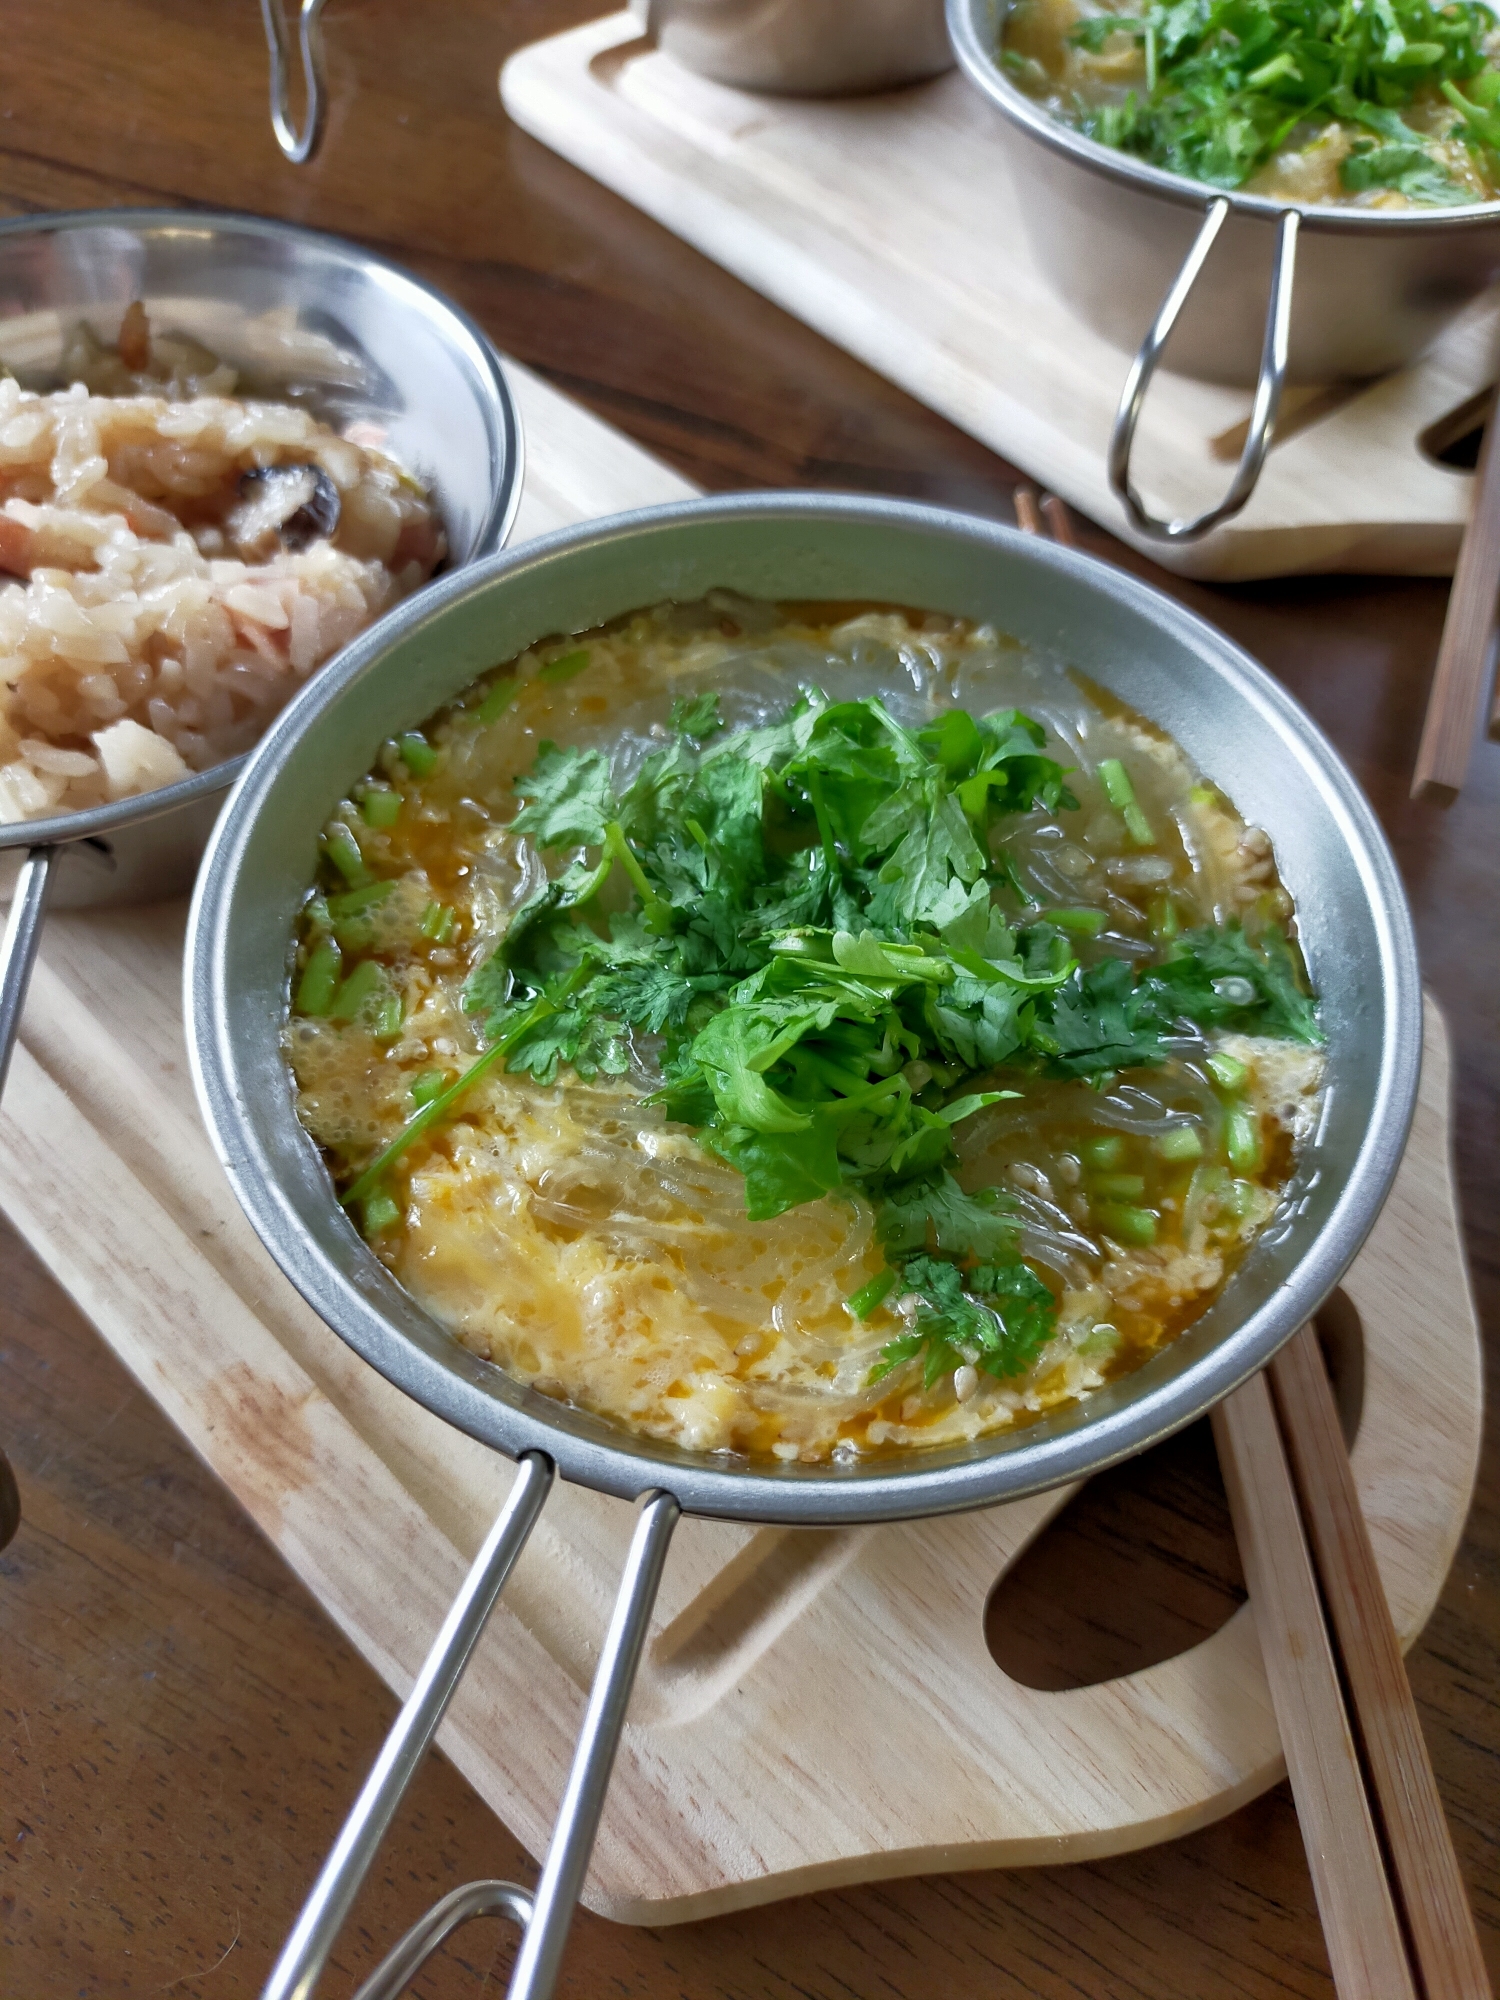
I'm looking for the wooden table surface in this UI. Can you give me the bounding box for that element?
[1,4,1496,1996]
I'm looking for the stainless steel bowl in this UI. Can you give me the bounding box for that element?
[0,206,523,1097]
[630,0,954,95]
[186,492,1419,1999]
[189,492,1419,1517]
[948,0,1500,538]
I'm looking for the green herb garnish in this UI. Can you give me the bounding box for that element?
[1060,0,1496,202]
[428,691,1317,1390]
[313,687,1321,1392]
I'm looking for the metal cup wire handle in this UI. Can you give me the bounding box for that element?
[0,846,60,1102]
[0,837,118,1109]
[1108,200,1301,545]
[260,0,330,165]
[262,1453,682,2000]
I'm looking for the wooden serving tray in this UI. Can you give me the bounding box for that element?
[501,12,1500,584]
[0,360,1481,1922]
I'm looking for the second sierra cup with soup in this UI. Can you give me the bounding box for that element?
[948,0,1500,388]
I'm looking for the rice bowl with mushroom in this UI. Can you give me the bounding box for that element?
[0,362,445,824]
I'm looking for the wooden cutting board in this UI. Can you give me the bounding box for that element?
[0,359,1481,1923]
[501,12,1500,584]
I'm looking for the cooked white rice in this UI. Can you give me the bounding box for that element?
[0,376,445,823]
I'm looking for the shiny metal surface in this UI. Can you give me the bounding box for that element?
[0,205,524,888]
[352,1883,536,2000]
[631,0,953,95]
[508,1492,680,2000]
[187,492,1422,1528]
[1110,204,1299,543]
[948,0,1500,387]
[260,0,330,164]
[0,207,522,1097]
[196,493,1419,2000]
[0,850,56,1098]
[261,1453,554,2000]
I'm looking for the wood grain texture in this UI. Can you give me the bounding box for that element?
[1413,409,1500,800]
[0,337,1481,1922]
[1271,1326,1492,2000]
[501,12,1500,584]
[1,1,1498,1993]
[1214,1377,1416,2000]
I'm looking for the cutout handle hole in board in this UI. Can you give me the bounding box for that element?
[985,1295,1363,1691]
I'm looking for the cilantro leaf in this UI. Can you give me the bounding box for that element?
[1056,0,1492,197]
[511,743,616,848]
[1150,921,1322,1044]
[705,1120,844,1219]
[869,1252,1057,1387]
[877,1172,1020,1263]
[670,690,723,740]
[1033,956,1170,1078]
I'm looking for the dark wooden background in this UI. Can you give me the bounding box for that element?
[1,3,1495,1995]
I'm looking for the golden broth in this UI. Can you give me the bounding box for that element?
[284,599,1323,1464]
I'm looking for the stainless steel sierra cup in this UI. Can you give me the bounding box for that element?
[0,206,523,1103]
[947,0,1500,541]
[630,0,954,94]
[186,493,1420,1999]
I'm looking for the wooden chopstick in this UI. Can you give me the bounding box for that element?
[1271,1326,1492,2000]
[1213,1376,1418,1999]
[1412,392,1500,802]
[1015,484,1488,1995]
[1013,485,1044,536]
[1012,485,1076,548]
[1039,493,1076,547]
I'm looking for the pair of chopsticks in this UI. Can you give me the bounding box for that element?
[1216,1337,1489,2000]
[1015,485,1490,2000]
[1412,389,1500,803]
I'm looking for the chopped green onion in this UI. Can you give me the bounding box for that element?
[1096,1203,1158,1246]
[360,787,402,828]
[1077,1322,1121,1361]
[1226,1105,1262,1172]
[1184,1163,1230,1231]
[1226,1178,1265,1220]
[538,647,590,684]
[1154,1123,1204,1162]
[328,959,386,1022]
[327,879,396,919]
[1206,1050,1248,1091]
[325,822,370,886]
[294,940,342,1016]
[361,1192,402,1237]
[477,676,518,724]
[1092,1172,1147,1200]
[399,731,438,778]
[1149,894,1180,942]
[1049,906,1108,937]
[1080,1134,1126,1170]
[846,1268,899,1321]
[420,900,455,943]
[1097,758,1154,847]
[340,993,556,1210]
[1246,48,1299,86]
[408,1069,448,1109]
[372,995,404,1042]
